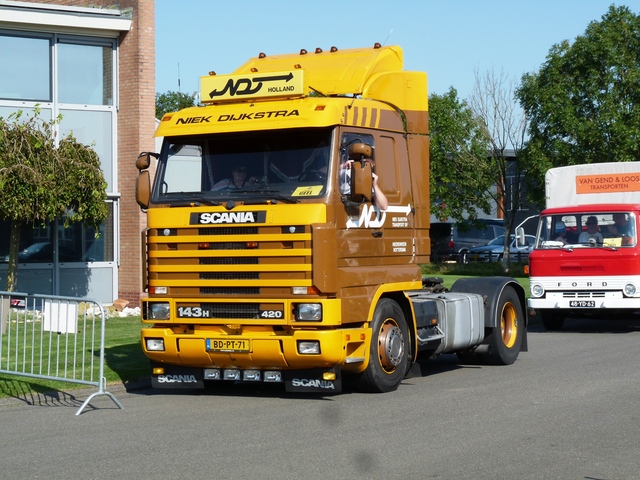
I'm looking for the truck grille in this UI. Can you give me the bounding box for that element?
[562,292,607,299]
[147,222,313,296]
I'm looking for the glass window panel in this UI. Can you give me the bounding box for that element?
[57,204,114,263]
[0,34,51,101]
[0,106,52,123]
[1,208,113,264]
[0,221,54,264]
[57,41,113,105]
[59,109,113,191]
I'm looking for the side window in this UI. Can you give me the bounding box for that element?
[162,144,204,193]
[340,132,374,195]
[341,133,374,162]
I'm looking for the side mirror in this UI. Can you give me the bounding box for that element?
[136,152,158,171]
[351,161,373,202]
[348,143,372,159]
[136,152,158,209]
[515,227,526,247]
[136,170,151,209]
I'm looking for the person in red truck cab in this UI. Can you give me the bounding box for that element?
[608,213,633,236]
[579,216,604,244]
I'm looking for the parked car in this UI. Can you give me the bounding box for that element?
[467,234,536,262]
[431,219,505,263]
[2,242,79,263]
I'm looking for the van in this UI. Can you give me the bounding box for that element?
[431,219,504,263]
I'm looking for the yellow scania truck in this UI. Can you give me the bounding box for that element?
[135,44,527,393]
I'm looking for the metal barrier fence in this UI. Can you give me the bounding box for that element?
[0,291,123,415]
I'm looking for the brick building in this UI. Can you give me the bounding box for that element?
[0,0,155,305]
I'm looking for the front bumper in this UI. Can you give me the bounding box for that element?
[142,325,370,372]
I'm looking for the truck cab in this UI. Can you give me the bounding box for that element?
[136,44,526,393]
[528,162,640,330]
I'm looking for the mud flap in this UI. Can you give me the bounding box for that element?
[150,363,204,389]
[284,367,342,393]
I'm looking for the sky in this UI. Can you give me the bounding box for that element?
[156,0,640,102]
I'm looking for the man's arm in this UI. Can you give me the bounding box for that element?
[372,173,388,210]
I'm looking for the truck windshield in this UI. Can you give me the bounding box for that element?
[152,128,333,204]
[536,212,637,248]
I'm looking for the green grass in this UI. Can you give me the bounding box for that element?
[0,264,530,399]
[0,316,148,399]
[421,262,530,294]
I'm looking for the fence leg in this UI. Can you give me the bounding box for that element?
[76,377,124,416]
[1,296,8,335]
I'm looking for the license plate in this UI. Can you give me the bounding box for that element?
[206,338,250,353]
[569,300,596,308]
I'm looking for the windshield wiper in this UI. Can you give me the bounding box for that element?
[162,193,220,206]
[232,189,299,204]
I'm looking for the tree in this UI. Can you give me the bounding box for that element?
[156,90,196,119]
[429,88,494,223]
[0,110,108,292]
[468,68,529,270]
[517,4,640,204]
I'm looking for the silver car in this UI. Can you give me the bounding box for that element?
[468,234,536,262]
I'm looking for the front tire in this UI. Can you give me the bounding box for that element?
[355,299,410,393]
[483,286,524,365]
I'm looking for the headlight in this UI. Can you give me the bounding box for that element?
[295,303,322,321]
[531,284,545,298]
[148,302,170,320]
[297,340,320,354]
[145,338,165,351]
[624,283,637,296]
[204,368,221,380]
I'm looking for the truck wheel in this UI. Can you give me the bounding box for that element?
[540,310,565,331]
[356,298,410,393]
[484,286,523,365]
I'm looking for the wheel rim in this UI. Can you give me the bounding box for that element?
[377,319,404,373]
[500,302,518,348]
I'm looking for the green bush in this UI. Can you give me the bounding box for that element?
[421,262,529,277]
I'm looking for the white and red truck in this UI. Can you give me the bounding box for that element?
[528,162,640,330]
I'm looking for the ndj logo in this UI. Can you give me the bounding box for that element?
[346,204,412,229]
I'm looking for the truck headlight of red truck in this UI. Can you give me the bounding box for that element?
[531,284,544,298]
[624,283,637,296]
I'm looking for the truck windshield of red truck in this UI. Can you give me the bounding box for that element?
[536,212,636,248]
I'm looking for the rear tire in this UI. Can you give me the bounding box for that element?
[483,286,523,365]
[355,299,410,393]
[541,310,565,331]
